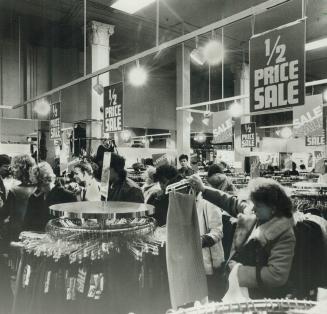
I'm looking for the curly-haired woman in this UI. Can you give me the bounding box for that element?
[189,175,295,299]
[23,162,76,232]
[0,154,36,240]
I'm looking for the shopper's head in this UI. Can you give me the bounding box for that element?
[0,154,11,178]
[179,154,189,168]
[11,154,36,185]
[30,162,56,193]
[73,161,93,185]
[109,153,126,183]
[292,162,297,171]
[155,164,178,191]
[145,166,156,185]
[247,178,293,223]
[207,164,226,189]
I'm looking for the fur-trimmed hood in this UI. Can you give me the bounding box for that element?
[232,214,294,253]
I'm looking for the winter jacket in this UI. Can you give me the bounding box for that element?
[202,187,296,297]
[107,177,144,203]
[23,186,77,232]
[196,193,224,274]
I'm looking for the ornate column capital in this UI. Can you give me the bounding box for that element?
[88,21,115,47]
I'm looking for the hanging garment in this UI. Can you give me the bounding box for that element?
[222,263,249,303]
[166,192,208,309]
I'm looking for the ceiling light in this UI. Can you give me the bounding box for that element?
[111,0,156,14]
[203,40,224,65]
[186,115,194,124]
[229,102,243,118]
[194,133,206,143]
[141,137,147,144]
[34,99,50,116]
[128,60,148,86]
[280,127,293,139]
[202,117,210,126]
[306,38,327,51]
[149,137,154,143]
[93,76,104,95]
[121,130,132,142]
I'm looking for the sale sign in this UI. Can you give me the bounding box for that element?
[250,21,305,112]
[241,123,256,148]
[305,135,325,146]
[293,94,324,138]
[50,102,61,139]
[212,111,233,144]
[103,82,123,133]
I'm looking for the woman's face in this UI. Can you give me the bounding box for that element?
[252,200,274,223]
[39,180,52,193]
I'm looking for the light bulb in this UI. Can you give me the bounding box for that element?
[203,40,224,65]
[34,99,50,116]
[202,117,210,126]
[280,127,293,139]
[195,133,206,143]
[229,102,243,118]
[186,116,194,124]
[129,64,147,86]
[121,130,132,142]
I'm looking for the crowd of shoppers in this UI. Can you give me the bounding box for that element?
[0,151,326,309]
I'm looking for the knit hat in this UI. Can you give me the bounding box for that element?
[0,154,11,167]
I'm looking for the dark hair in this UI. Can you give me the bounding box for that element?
[0,154,11,167]
[218,161,228,169]
[144,158,154,166]
[247,178,293,218]
[179,154,188,162]
[207,164,224,178]
[154,165,178,183]
[110,153,126,180]
[74,161,93,176]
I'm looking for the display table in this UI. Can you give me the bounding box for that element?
[11,201,170,314]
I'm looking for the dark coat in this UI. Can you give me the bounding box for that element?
[177,167,194,178]
[202,188,295,298]
[107,177,144,203]
[23,186,77,232]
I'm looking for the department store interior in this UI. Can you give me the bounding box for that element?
[0,0,327,313]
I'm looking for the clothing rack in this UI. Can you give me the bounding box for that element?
[166,299,317,314]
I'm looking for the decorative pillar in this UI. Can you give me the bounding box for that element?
[233,63,250,171]
[87,21,115,153]
[176,44,191,159]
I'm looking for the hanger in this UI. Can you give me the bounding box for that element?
[165,179,190,194]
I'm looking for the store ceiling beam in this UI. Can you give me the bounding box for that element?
[11,0,290,110]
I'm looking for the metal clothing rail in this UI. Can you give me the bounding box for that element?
[166,299,317,314]
[11,0,290,110]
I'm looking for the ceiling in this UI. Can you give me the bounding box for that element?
[0,0,326,80]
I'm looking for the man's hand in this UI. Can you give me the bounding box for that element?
[188,175,205,193]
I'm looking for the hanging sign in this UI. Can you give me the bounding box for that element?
[100,152,111,200]
[50,102,61,139]
[241,123,256,148]
[293,95,324,138]
[103,82,123,133]
[305,135,325,146]
[212,111,233,144]
[250,21,305,112]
